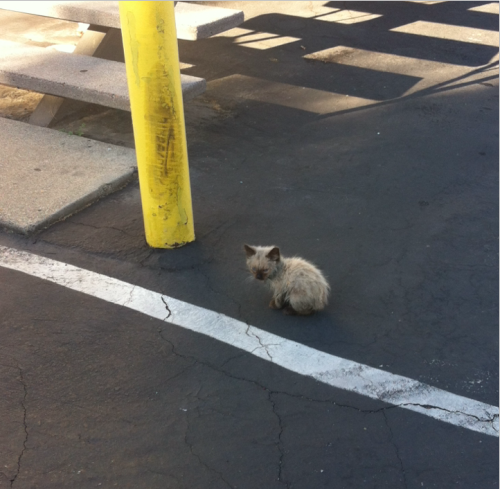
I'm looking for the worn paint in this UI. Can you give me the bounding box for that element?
[1,245,498,437]
[119,1,195,248]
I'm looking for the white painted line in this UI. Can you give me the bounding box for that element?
[0,245,498,437]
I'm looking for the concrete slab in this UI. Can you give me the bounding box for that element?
[0,39,133,110]
[0,117,137,234]
[0,1,244,41]
[0,39,206,110]
[175,2,244,40]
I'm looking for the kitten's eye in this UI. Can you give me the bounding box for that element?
[262,269,269,273]
[251,267,257,272]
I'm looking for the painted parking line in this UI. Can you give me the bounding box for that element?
[0,245,498,437]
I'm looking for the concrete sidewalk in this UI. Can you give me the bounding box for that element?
[0,117,136,234]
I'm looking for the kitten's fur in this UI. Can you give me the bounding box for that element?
[244,245,330,316]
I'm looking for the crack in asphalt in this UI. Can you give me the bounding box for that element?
[268,392,291,489]
[382,410,408,489]
[159,326,291,487]
[124,285,135,307]
[219,352,247,368]
[199,268,243,319]
[10,367,28,488]
[138,249,156,267]
[398,402,499,428]
[157,328,383,488]
[196,218,237,243]
[145,468,181,484]
[187,444,235,489]
[245,324,273,361]
[156,327,498,429]
[161,296,172,320]
[184,408,235,489]
[69,221,143,239]
[243,323,288,363]
[491,415,499,433]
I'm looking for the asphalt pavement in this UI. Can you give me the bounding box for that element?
[0,2,498,488]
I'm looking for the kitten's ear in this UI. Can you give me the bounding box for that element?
[244,244,256,257]
[267,247,280,262]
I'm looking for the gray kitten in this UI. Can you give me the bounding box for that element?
[244,245,330,315]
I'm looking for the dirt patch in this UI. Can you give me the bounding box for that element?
[0,85,43,121]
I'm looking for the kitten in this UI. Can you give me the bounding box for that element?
[244,245,330,316]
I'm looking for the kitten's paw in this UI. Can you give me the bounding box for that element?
[269,299,281,309]
[283,305,297,315]
[284,305,315,316]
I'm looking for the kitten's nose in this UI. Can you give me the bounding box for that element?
[256,272,264,280]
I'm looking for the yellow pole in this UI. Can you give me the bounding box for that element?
[119,1,195,248]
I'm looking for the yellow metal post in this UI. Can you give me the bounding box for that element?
[119,1,195,248]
